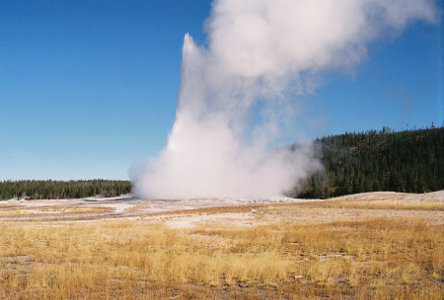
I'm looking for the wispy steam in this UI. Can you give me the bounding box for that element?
[132,0,438,199]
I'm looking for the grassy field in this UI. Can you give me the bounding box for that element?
[0,194,443,299]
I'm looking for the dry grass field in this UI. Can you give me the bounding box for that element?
[0,192,443,299]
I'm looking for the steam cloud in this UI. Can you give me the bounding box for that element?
[132,0,438,199]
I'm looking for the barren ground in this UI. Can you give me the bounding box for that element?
[1,191,443,225]
[0,194,320,222]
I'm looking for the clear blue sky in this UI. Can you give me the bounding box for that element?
[1,0,443,181]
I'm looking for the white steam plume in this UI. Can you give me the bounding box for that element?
[132,0,438,199]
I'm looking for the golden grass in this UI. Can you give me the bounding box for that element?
[124,205,152,212]
[144,203,265,217]
[0,205,114,218]
[0,197,443,299]
[302,198,444,211]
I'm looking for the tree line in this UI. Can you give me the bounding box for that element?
[1,125,442,201]
[0,179,131,200]
[289,125,444,199]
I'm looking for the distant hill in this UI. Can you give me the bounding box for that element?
[289,125,444,199]
[0,179,131,200]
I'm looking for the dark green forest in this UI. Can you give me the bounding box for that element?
[290,125,444,199]
[0,179,131,200]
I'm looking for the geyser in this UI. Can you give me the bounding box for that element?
[132,0,438,199]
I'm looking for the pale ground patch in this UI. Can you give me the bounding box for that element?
[330,190,444,202]
[0,194,316,221]
[1,191,443,223]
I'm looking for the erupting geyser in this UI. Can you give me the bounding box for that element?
[131,0,438,199]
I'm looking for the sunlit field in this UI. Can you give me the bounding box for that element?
[1,193,443,299]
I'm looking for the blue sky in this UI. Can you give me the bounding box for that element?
[1,0,443,181]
